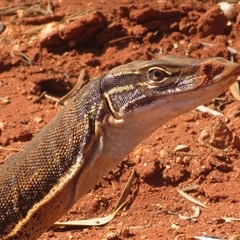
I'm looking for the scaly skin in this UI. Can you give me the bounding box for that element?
[1,56,240,239]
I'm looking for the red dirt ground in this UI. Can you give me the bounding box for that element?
[1,1,240,239]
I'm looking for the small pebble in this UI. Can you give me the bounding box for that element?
[20,119,28,125]
[159,149,168,158]
[34,117,43,123]
[2,97,10,104]
[174,144,190,152]
[219,2,236,20]
[171,223,180,229]
[175,156,183,164]
[105,231,118,240]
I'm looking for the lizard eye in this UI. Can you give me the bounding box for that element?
[148,67,170,85]
[147,67,175,87]
[148,68,166,82]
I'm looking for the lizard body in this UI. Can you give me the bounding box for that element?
[0,55,239,239]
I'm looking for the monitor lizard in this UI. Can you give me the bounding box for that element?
[1,55,240,239]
